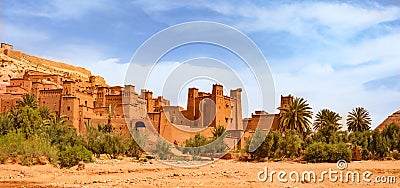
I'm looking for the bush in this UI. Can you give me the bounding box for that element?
[152,139,172,160]
[246,129,271,158]
[58,145,93,168]
[182,133,209,156]
[103,133,129,159]
[0,114,12,136]
[84,124,106,157]
[0,132,58,165]
[391,150,400,160]
[305,142,330,163]
[126,130,147,158]
[349,130,371,149]
[305,142,351,163]
[282,130,302,158]
[330,142,351,162]
[382,123,400,151]
[205,137,229,155]
[369,130,389,159]
[246,130,301,160]
[361,147,371,160]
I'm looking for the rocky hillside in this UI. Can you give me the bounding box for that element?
[0,43,108,86]
[376,110,400,130]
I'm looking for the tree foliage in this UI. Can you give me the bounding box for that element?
[304,142,351,163]
[347,107,371,132]
[152,139,172,160]
[17,93,38,109]
[313,109,342,131]
[278,97,313,136]
[0,93,145,168]
[212,125,226,139]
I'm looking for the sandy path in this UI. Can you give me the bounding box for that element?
[0,159,400,187]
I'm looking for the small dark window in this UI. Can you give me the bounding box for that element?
[225,118,228,123]
[67,106,71,111]
[135,121,146,128]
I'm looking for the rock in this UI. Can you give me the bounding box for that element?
[38,156,49,165]
[183,155,193,161]
[144,155,156,159]
[77,161,85,171]
[2,157,13,164]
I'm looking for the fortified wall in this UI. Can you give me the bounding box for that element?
[0,43,293,149]
[0,43,107,86]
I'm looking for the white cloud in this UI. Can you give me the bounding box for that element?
[202,2,400,39]
[300,64,334,74]
[88,58,129,86]
[1,23,50,44]
[38,44,129,86]
[3,0,399,129]
[7,0,108,20]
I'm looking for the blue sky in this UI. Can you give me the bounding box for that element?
[1,0,400,128]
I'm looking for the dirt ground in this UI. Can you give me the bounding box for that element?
[0,158,400,188]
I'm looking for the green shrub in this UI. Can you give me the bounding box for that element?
[205,137,228,155]
[361,147,371,160]
[282,130,302,158]
[126,130,147,158]
[246,130,302,159]
[0,114,12,136]
[305,142,330,162]
[305,142,351,163]
[369,129,389,159]
[391,150,400,160]
[58,145,93,168]
[103,133,129,159]
[0,132,58,165]
[382,123,400,151]
[329,142,351,162]
[182,133,209,156]
[246,129,271,159]
[152,139,172,160]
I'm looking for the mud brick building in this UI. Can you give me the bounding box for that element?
[0,43,294,148]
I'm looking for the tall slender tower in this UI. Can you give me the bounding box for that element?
[230,88,243,130]
[186,88,198,120]
[280,95,293,115]
[211,84,224,127]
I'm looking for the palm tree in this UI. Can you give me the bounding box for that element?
[39,107,53,120]
[0,114,11,135]
[43,114,70,127]
[106,104,117,133]
[211,125,226,139]
[313,109,342,131]
[17,93,38,109]
[346,107,371,132]
[7,107,22,131]
[278,97,313,136]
